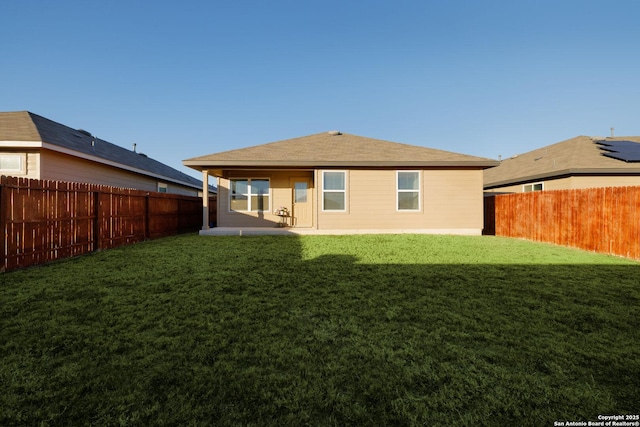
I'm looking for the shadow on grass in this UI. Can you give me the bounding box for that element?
[1,234,639,426]
[295,254,639,419]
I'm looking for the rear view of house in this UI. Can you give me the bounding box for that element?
[0,111,204,195]
[184,131,499,235]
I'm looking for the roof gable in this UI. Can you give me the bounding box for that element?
[184,131,498,169]
[484,135,640,188]
[1,111,203,189]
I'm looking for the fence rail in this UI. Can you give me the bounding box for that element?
[484,186,640,260]
[1,176,216,272]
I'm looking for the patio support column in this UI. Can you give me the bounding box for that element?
[202,169,210,230]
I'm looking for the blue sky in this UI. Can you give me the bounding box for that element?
[2,0,639,180]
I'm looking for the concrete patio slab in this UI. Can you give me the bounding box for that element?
[199,228,480,236]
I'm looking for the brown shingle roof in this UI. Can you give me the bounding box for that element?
[484,135,640,189]
[183,131,499,170]
[0,111,42,141]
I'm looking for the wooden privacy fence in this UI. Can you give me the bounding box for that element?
[484,186,640,260]
[1,176,217,272]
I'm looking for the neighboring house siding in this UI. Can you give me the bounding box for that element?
[39,150,198,195]
[28,152,39,179]
[41,150,158,190]
[485,177,572,193]
[571,175,640,189]
[485,175,640,193]
[165,184,199,196]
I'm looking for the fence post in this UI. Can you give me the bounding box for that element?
[0,177,5,272]
[177,197,183,233]
[145,193,150,240]
[93,190,101,251]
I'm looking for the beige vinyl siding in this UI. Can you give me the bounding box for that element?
[539,177,570,191]
[316,169,484,233]
[218,170,313,228]
[424,169,483,230]
[158,184,199,196]
[571,175,640,189]
[41,150,154,189]
[27,152,39,178]
[39,150,198,195]
[317,170,395,229]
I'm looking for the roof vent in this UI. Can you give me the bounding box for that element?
[328,130,341,136]
[77,129,92,137]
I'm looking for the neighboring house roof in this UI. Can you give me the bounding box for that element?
[183,131,499,170]
[484,135,640,189]
[0,111,205,190]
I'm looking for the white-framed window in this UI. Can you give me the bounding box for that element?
[229,178,270,212]
[0,154,26,174]
[157,182,168,193]
[397,171,420,211]
[523,182,543,192]
[322,171,346,211]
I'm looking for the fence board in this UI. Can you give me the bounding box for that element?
[485,186,640,261]
[1,176,216,272]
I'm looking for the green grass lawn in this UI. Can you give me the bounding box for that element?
[1,234,639,426]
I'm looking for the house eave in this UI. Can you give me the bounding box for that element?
[183,160,500,171]
[0,141,42,148]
